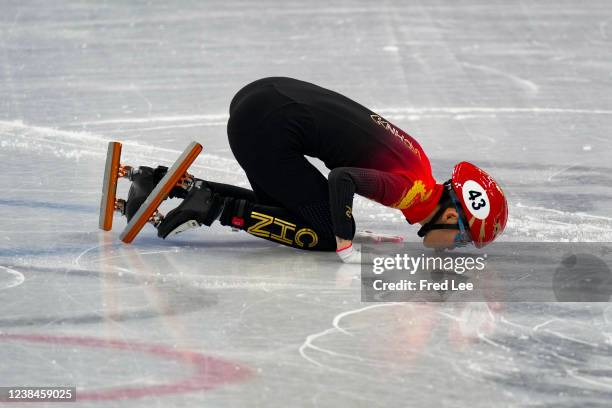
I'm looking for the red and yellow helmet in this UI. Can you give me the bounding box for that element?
[449,162,508,248]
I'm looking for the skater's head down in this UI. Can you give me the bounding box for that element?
[418,162,508,250]
[418,187,469,250]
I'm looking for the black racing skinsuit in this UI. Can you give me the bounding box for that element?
[212,77,439,251]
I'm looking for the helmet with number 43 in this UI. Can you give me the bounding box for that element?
[449,162,508,248]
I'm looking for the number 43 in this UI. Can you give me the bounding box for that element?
[468,190,487,210]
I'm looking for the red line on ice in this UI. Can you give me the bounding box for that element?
[0,333,252,401]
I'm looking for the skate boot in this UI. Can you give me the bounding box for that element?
[124,166,188,221]
[156,180,227,238]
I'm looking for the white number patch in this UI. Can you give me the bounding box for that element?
[462,180,490,220]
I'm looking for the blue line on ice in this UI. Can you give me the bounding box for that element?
[0,198,96,213]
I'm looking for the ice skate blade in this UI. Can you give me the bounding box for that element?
[119,141,203,243]
[99,141,122,231]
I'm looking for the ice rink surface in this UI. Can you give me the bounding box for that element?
[1,0,612,406]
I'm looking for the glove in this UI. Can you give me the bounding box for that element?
[336,243,363,264]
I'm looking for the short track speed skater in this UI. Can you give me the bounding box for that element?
[98,141,203,243]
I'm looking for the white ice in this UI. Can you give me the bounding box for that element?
[1,1,612,407]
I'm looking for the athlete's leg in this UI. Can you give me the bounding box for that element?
[196,176,338,251]
[199,177,286,206]
[218,199,334,251]
[157,178,338,251]
[214,144,341,252]
[226,103,351,251]
[203,180,256,202]
[244,176,283,206]
[200,176,282,207]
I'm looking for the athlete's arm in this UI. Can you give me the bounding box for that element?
[328,167,409,244]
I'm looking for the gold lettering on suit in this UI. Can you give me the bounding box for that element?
[247,212,319,248]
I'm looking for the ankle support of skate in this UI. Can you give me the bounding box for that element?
[231,199,247,229]
[220,198,248,229]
